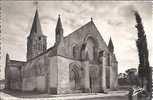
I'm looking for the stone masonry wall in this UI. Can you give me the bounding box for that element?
[22,52,49,92]
[57,56,81,94]
[48,56,58,94]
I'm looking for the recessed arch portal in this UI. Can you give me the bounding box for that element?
[81,34,99,61]
[69,63,81,90]
[83,34,99,48]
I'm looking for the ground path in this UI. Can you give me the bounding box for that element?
[0,90,129,100]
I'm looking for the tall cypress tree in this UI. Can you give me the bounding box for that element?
[135,11,151,94]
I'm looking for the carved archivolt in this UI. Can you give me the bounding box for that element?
[71,34,101,62]
[80,35,99,62]
[69,63,82,89]
[83,34,99,47]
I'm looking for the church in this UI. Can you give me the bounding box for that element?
[5,9,118,94]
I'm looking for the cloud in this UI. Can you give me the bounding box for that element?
[107,19,123,26]
[118,5,136,19]
[41,16,56,22]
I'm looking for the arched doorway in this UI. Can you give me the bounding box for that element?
[69,64,81,90]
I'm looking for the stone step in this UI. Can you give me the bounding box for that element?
[69,89,82,93]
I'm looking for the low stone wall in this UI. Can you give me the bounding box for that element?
[36,76,46,92]
[10,81,21,90]
[22,76,36,91]
[132,95,148,100]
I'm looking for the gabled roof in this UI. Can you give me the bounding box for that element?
[64,21,92,40]
[63,20,109,51]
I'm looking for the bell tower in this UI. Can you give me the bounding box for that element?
[27,9,47,61]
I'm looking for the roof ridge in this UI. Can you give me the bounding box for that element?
[64,21,92,39]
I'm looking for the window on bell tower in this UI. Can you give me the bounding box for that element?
[38,37,41,40]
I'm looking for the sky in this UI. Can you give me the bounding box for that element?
[0,1,152,79]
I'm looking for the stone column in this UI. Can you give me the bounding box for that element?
[110,54,118,90]
[109,54,114,89]
[5,54,10,90]
[82,61,90,93]
[101,52,106,91]
[114,61,118,89]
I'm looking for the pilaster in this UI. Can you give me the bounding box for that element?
[82,61,90,92]
[101,51,107,90]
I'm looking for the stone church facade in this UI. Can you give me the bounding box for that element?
[5,9,118,94]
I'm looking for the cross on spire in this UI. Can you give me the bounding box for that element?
[33,1,39,10]
[91,17,93,21]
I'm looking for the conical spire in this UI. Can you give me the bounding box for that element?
[55,14,63,44]
[108,37,114,53]
[5,53,10,66]
[56,14,63,33]
[30,9,42,35]
[6,53,9,60]
[27,9,47,61]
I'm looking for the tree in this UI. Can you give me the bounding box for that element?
[126,68,140,86]
[134,11,151,96]
[118,73,129,86]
